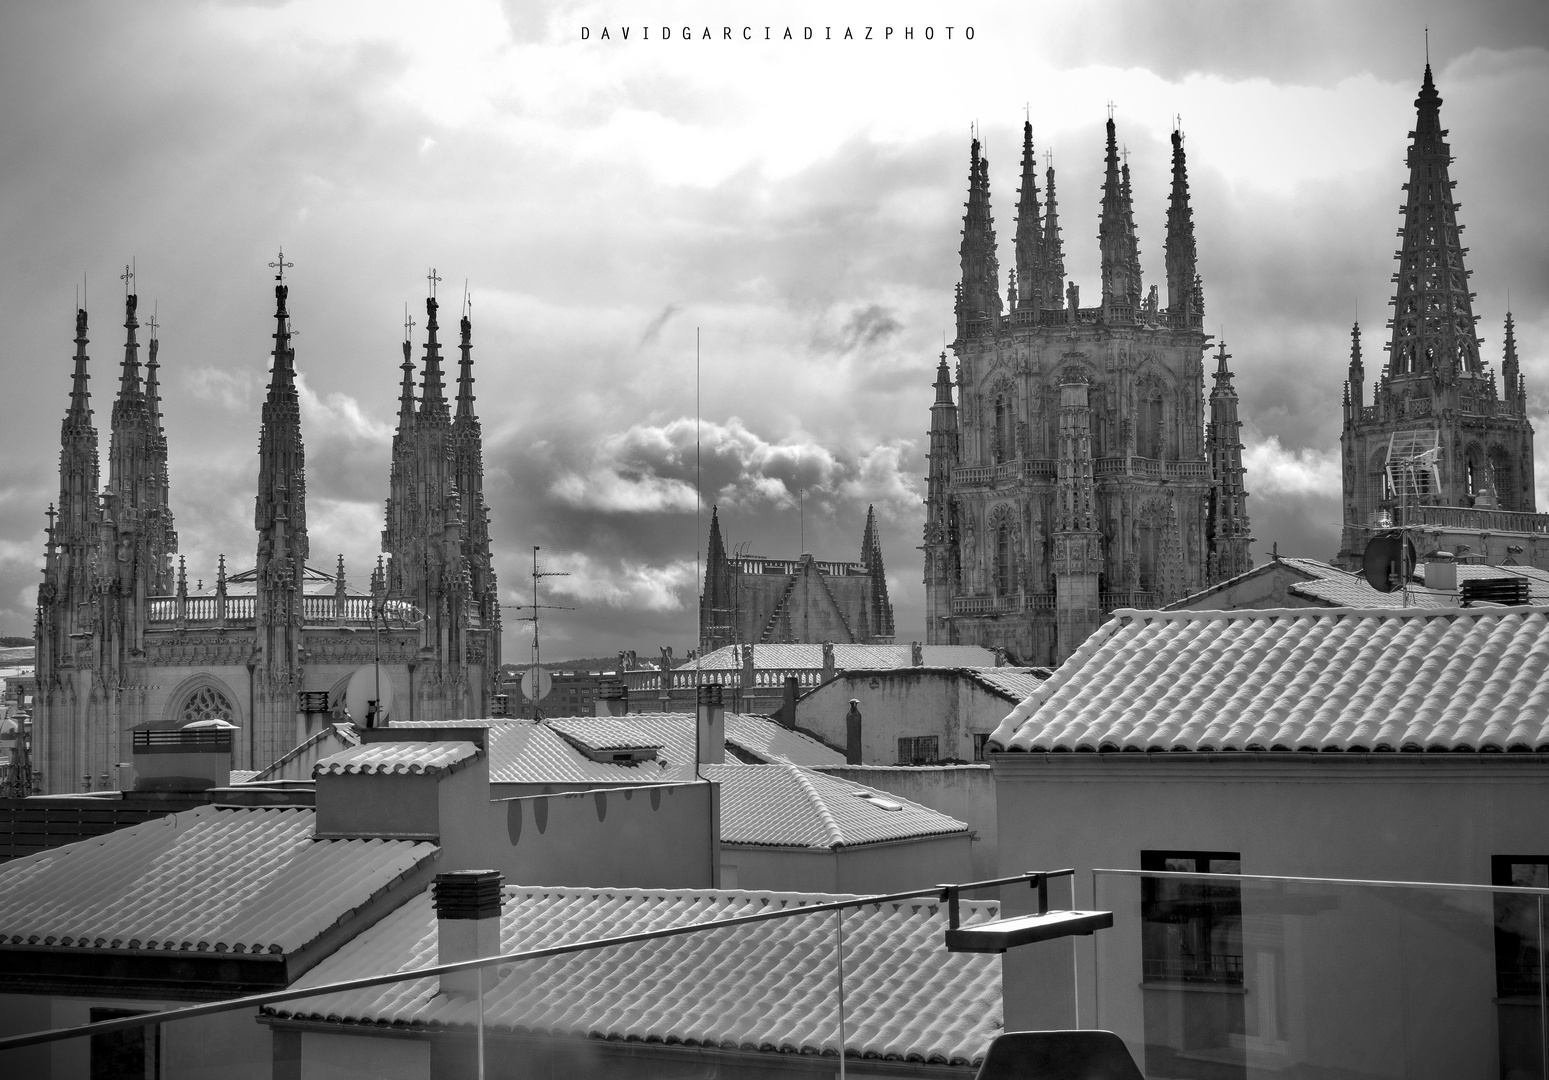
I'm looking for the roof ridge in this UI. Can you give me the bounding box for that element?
[1117,604,1549,622]
[784,762,847,847]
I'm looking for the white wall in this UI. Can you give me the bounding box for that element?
[992,752,1549,1079]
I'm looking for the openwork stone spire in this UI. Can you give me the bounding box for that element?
[956,136,1003,332]
[1388,64,1480,382]
[1013,121,1044,313]
[1041,160,1065,310]
[1098,119,1141,318]
[1206,341,1252,580]
[1164,128,1200,325]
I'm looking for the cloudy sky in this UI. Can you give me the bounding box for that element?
[1,0,1546,660]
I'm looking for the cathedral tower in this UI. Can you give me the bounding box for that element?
[1336,65,1535,567]
[926,114,1244,664]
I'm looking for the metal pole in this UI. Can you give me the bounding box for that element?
[477,964,486,1080]
[835,908,847,1080]
[1539,895,1546,1080]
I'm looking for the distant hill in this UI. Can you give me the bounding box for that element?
[500,655,646,676]
[0,637,31,648]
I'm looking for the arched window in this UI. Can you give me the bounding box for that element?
[996,525,1013,595]
[992,395,1015,464]
[179,686,234,726]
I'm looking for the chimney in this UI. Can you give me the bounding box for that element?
[845,699,863,765]
[596,681,629,717]
[780,675,799,729]
[697,683,725,765]
[131,721,236,791]
[1427,550,1458,594]
[434,870,504,997]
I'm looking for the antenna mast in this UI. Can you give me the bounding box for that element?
[503,546,573,718]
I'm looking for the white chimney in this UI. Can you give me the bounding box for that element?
[433,870,504,997]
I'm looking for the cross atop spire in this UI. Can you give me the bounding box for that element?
[146,304,159,340]
[427,267,443,297]
[120,263,134,294]
[269,248,293,284]
[403,302,416,341]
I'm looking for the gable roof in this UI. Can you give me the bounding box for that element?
[399,716,843,788]
[266,885,1001,1067]
[691,644,998,671]
[966,667,1054,702]
[990,606,1549,753]
[0,805,434,956]
[706,763,968,849]
[244,722,361,784]
[1166,556,1455,610]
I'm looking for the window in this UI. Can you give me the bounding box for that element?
[896,736,939,765]
[972,733,990,762]
[996,525,1013,595]
[1493,856,1549,999]
[178,686,233,726]
[1141,850,1243,985]
[90,1007,159,1080]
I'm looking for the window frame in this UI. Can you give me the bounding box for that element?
[1140,849,1244,987]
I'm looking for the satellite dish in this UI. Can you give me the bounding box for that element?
[345,664,394,727]
[1362,532,1417,593]
[521,666,553,702]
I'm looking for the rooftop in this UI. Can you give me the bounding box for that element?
[267,884,1002,1067]
[990,606,1549,753]
[706,763,968,849]
[314,741,480,777]
[0,804,434,956]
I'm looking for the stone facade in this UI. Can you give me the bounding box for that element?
[698,506,894,652]
[1335,65,1539,570]
[924,119,1252,665]
[32,276,499,793]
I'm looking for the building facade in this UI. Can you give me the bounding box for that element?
[698,506,894,652]
[924,118,1251,665]
[32,274,500,792]
[1336,65,1539,569]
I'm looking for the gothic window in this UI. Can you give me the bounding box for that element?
[1491,449,1514,512]
[1137,394,1164,459]
[1139,524,1158,591]
[992,393,1016,464]
[179,686,234,726]
[996,524,1013,596]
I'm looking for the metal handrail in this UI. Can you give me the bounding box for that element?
[0,868,1052,1052]
[1094,866,1549,897]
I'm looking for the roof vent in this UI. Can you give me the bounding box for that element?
[1461,576,1530,606]
[853,791,904,811]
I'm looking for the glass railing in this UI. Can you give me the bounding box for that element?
[1087,869,1549,1080]
[0,873,1026,1079]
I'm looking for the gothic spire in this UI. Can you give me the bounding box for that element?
[117,290,143,401]
[933,350,955,406]
[956,136,1003,330]
[455,308,476,422]
[1120,154,1142,310]
[397,336,416,427]
[1503,310,1522,411]
[1347,322,1365,410]
[145,332,163,435]
[1014,120,1044,313]
[1164,128,1200,324]
[255,273,308,570]
[1098,118,1139,318]
[66,308,92,426]
[1042,160,1065,309]
[699,505,735,652]
[1387,64,1480,382]
[418,295,450,425]
[860,504,894,641]
[1205,340,1252,581]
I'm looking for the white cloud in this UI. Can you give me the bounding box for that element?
[1243,436,1340,498]
[542,552,698,612]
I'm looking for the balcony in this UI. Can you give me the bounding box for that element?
[5,867,1544,1079]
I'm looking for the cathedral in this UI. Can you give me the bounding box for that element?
[1335,65,1537,568]
[33,268,500,793]
[923,116,1252,664]
[698,506,894,652]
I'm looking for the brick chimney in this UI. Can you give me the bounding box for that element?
[845,699,863,765]
[434,870,504,997]
[596,682,629,717]
[1426,550,1458,594]
[697,683,725,765]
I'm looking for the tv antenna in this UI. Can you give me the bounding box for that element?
[502,546,574,718]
